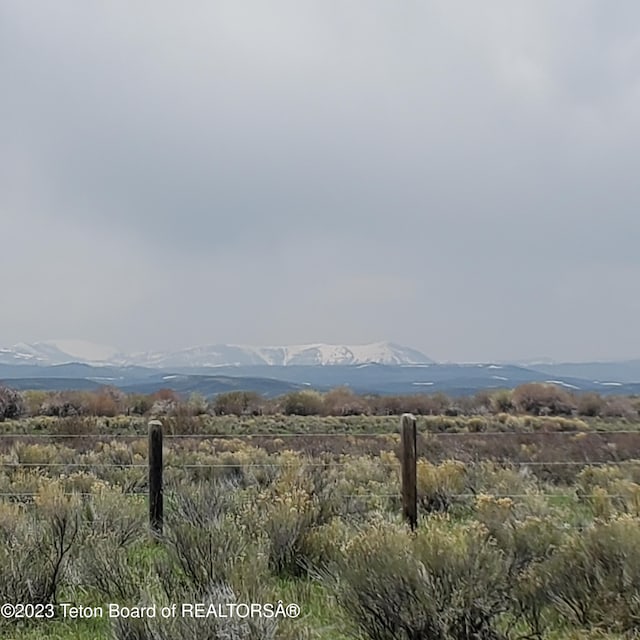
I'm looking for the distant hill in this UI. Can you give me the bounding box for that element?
[0,362,154,381]
[0,373,306,397]
[3,362,640,397]
[119,374,307,397]
[0,377,106,392]
[527,361,640,384]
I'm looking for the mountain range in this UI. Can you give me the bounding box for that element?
[1,340,640,397]
[0,341,433,368]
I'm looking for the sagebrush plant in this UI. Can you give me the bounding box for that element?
[325,516,511,640]
[162,485,265,597]
[465,461,539,497]
[255,486,317,576]
[8,441,77,465]
[416,459,466,513]
[51,415,100,435]
[577,464,640,517]
[473,493,571,637]
[245,457,345,577]
[339,452,399,502]
[111,583,280,640]
[612,479,640,516]
[0,467,48,495]
[74,534,146,601]
[81,484,146,545]
[1,413,640,639]
[165,477,244,527]
[0,483,80,613]
[301,516,354,573]
[540,515,640,633]
[0,514,53,608]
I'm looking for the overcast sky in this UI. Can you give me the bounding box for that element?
[2,1,640,362]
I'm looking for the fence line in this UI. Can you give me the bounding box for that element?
[1,416,639,532]
[1,430,639,439]
[0,492,632,500]
[1,459,639,469]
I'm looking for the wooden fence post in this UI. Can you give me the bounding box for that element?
[148,419,163,537]
[400,413,417,530]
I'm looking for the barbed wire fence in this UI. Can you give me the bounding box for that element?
[0,414,638,533]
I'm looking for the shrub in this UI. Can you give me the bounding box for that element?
[19,390,48,417]
[464,462,536,498]
[162,413,202,435]
[82,486,146,546]
[326,517,510,640]
[40,392,87,417]
[86,386,126,416]
[247,460,342,576]
[162,509,259,595]
[302,516,354,571]
[602,396,638,419]
[574,465,640,517]
[165,478,242,528]
[282,390,324,416]
[490,389,513,413]
[477,496,562,570]
[512,383,576,416]
[212,391,264,416]
[0,484,80,609]
[126,394,154,416]
[576,392,605,417]
[323,387,369,416]
[368,394,405,415]
[0,385,24,420]
[111,583,279,640]
[51,415,99,436]
[416,460,466,513]
[470,492,569,636]
[149,389,180,416]
[541,516,640,632]
[75,535,143,601]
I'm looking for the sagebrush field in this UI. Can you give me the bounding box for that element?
[1,410,640,639]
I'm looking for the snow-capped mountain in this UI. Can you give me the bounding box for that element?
[0,342,96,365]
[0,341,434,368]
[0,341,122,366]
[124,342,434,368]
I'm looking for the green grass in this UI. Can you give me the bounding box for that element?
[14,614,110,639]
[8,579,351,639]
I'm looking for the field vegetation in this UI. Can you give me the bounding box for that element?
[0,383,639,638]
[3,382,640,422]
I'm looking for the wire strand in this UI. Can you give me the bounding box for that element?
[0,459,638,469]
[0,429,638,439]
[0,491,630,500]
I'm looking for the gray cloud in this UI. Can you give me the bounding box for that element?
[2,1,640,361]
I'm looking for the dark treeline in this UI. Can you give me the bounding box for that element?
[1,382,639,421]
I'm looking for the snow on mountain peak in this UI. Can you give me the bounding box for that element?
[229,341,433,367]
[0,340,433,368]
[0,341,121,366]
